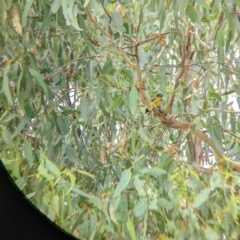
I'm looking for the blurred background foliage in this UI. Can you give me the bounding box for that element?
[1,0,240,239]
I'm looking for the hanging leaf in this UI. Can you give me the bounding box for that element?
[157,198,173,210]
[113,169,132,198]
[137,127,151,145]
[2,66,13,105]
[51,0,62,13]
[133,197,148,217]
[139,167,166,176]
[11,5,22,35]
[109,96,122,112]
[56,115,70,135]
[126,214,137,240]
[192,188,211,209]
[186,4,197,22]
[29,68,50,99]
[204,227,220,240]
[12,115,30,139]
[45,158,61,177]
[23,139,34,165]
[37,163,54,181]
[22,0,34,27]
[129,83,138,115]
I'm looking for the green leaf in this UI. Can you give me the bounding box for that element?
[131,129,137,154]
[64,170,76,195]
[61,0,82,31]
[126,215,137,240]
[56,115,69,135]
[12,115,30,139]
[209,122,224,154]
[22,0,34,27]
[59,105,77,116]
[139,167,167,176]
[129,84,138,115]
[192,188,211,209]
[29,68,49,99]
[109,96,122,112]
[230,112,236,132]
[209,92,222,101]
[195,0,210,9]
[190,100,203,115]
[177,0,185,15]
[110,11,125,32]
[157,198,173,210]
[210,173,223,189]
[137,127,151,145]
[186,4,198,22]
[65,144,77,162]
[134,175,146,197]
[15,177,25,190]
[37,163,54,181]
[26,192,36,199]
[51,195,60,217]
[72,187,96,200]
[76,169,96,179]
[204,226,220,240]
[84,0,91,8]
[2,113,17,123]
[133,197,148,217]
[2,66,13,105]
[2,128,13,147]
[167,221,176,234]
[113,169,132,198]
[45,158,61,177]
[80,92,88,122]
[101,61,114,75]
[24,139,34,165]
[41,5,51,33]
[51,0,62,13]
[52,36,60,65]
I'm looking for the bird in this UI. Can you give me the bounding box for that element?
[145,93,163,113]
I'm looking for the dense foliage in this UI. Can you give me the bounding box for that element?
[1,0,240,239]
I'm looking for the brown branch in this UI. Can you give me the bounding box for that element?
[163,23,192,115]
[222,128,240,140]
[153,109,222,158]
[122,31,178,50]
[135,45,167,113]
[135,1,146,41]
[227,159,240,172]
[85,7,111,39]
[135,41,156,110]
[153,108,240,173]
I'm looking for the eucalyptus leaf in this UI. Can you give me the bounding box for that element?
[113,169,132,198]
[133,198,148,217]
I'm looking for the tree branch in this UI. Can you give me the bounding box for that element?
[85,7,111,39]
[163,23,192,115]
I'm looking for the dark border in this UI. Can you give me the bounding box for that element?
[0,160,78,240]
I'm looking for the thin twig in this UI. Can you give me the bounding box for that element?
[43,56,97,80]
[222,128,240,140]
[190,30,211,50]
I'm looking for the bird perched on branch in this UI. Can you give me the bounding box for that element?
[145,93,163,113]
